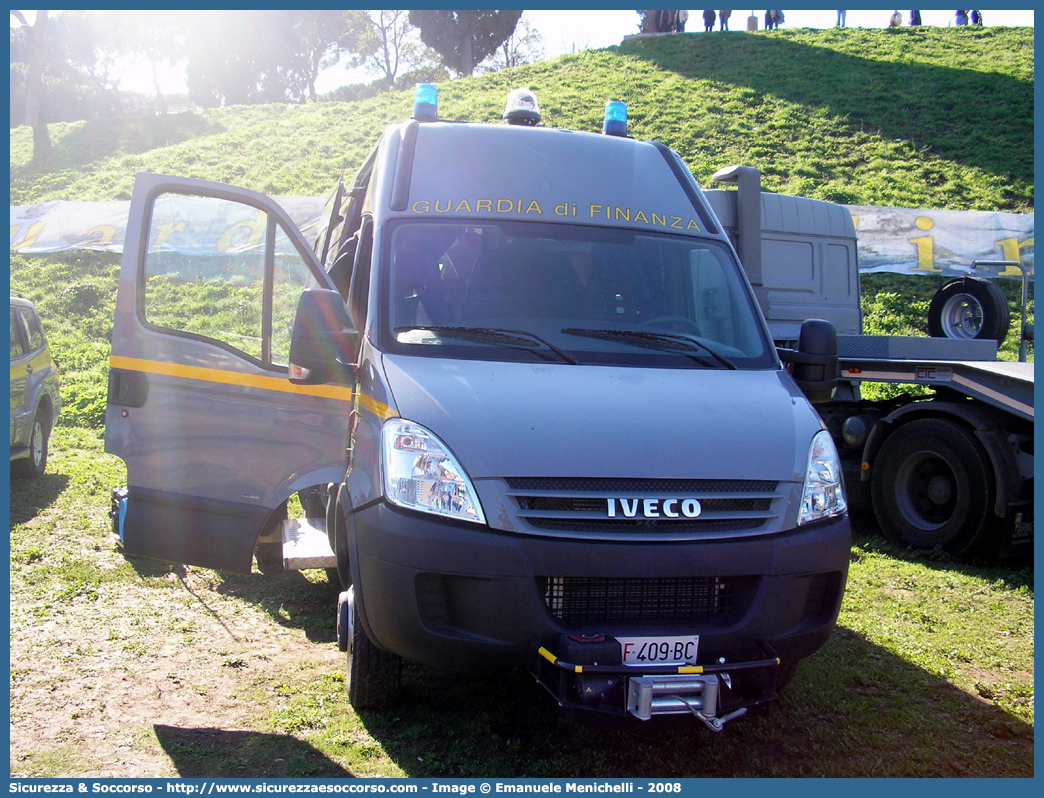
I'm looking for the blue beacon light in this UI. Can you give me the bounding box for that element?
[603,100,627,137]
[413,83,438,122]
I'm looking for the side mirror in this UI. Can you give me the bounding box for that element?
[288,289,359,385]
[778,319,838,404]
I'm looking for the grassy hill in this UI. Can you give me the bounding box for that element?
[9,25,1035,428]
[11,26,1033,209]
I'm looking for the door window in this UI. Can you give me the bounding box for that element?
[142,192,319,368]
[18,307,45,354]
[10,309,26,358]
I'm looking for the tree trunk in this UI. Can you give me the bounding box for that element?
[151,58,168,114]
[24,10,52,166]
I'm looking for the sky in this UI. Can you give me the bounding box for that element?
[11,10,1036,98]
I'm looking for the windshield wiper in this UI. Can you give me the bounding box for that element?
[561,328,737,370]
[395,326,578,365]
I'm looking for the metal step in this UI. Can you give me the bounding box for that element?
[280,518,336,570]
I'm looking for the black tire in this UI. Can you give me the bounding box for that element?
[12,408,50,479]
[331,495,353,590]
[345,586,401,710]
[254,502,288,573]
[871,418,995,556]
[928,277,1010,343]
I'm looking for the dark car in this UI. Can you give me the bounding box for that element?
[10,292,61,478]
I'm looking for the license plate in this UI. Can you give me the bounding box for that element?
[619,635,699,665]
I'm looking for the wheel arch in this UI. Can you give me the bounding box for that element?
[862,401,1020,518]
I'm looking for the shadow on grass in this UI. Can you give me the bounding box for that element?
[12,112,224,181]
[350,627,1032,777]
[214,568,342,644]
[154,725,353,778]
[9,472,71,524]
[850,514,1034,593]
[621,30,1032,190]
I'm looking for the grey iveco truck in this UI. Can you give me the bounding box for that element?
[106,87,850,728]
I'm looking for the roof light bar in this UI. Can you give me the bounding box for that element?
[413,83,438,122]
[503,88,541,126]
[603,100,627,137]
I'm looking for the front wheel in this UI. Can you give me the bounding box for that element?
[871,418,995,556]
[345,586,402,710]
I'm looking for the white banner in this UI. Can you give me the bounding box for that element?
[10,197,324,256]
[847,204,1033,279]
[10,199,1034,279]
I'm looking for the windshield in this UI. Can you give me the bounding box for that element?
[380,220,774,369]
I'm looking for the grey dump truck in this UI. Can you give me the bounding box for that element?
[105,85,1025,727]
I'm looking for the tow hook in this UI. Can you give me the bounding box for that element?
[694,706,747,733]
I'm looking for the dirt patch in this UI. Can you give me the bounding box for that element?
[10,557,343,777]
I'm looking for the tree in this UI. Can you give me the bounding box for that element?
[293,10,372,102]
[478,12,544,72]
[47,11,130,116]
[362,10,438,87]
[10,10,52,164]
[408,10,522,77]
[117,10,191,114]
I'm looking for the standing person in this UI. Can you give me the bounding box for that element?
[676,9,689,31]
[719,9,731,30]
[703,10,716,32]
[971,10,982,25]
[955,10,969,25]
[910,10,922,26]
[889,10,902,27]
[836,10,846,27]
[764,10,772,29]
[772,10,784,29]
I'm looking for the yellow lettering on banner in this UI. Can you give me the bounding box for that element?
[412,200,430,213]
[554,203,570,216]
[614,207,630,221]
[633,211,650,224]
[686,219,700,230]
[589,204,603,218]
[497,199,514,213]
[216,212,266,253]
[525,201,543,215]
[909,216,940,273]
[434,199,451,213]
[453,200,472,213]
[651,213,666,227]
[994,237,1034,276]
[11,222,44,251]
[151,221,187,248]
[670,216,683,229]
[476,199,493,213]
[84,225,116,245]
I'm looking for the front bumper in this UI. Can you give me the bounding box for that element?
[536,636,783,724]
[347,501,850,711]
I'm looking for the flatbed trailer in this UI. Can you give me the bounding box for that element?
[707,168,1033,557]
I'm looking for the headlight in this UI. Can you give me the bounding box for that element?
[381,419,486,524]
[798,429,847,525]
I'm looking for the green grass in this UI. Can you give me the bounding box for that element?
[9,435,1034,776]
[9,26,1034,777]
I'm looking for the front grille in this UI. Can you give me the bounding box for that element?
[504,477,781,537]
[537,575,755,625]
[507,477,778,493]
[518,497,771,513]
[526,518,764,534]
